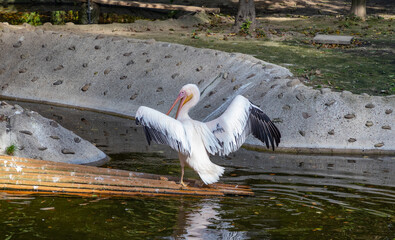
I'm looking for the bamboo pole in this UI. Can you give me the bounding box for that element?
[0,156,253,198]
[75,0,220,13]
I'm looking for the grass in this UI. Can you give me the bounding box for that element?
[5,144,17,156]
[132,14,395,96]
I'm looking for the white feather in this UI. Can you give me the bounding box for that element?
[135,106,191,155]
[179,120,224,184]
[205,95,251,156]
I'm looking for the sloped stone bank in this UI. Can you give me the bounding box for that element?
[0,101,108,165]
[0,24,394,154]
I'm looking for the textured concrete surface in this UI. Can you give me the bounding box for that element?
[313,34,354,44]
[0,101,108,165]
[0,23,394,154]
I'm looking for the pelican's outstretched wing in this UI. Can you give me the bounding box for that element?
[205,95,281,156]
[135,106,191,156]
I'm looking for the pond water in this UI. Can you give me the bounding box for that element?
[1,101,394,239]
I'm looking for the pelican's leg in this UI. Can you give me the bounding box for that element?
[179,157,188,187]
[180,166,188,187]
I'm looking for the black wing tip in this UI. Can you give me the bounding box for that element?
[249,105,281,151]
[142,126,152,145]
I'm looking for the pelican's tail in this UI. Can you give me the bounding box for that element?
[182,152,225,185]
[197,162,225,185]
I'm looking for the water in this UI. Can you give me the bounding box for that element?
[1,101,394,239]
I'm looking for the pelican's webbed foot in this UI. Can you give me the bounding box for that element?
[180,180,189,188]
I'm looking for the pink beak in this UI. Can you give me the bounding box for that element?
[166,92,186,119]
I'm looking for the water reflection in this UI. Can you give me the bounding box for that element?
[173,199,248,240]
[2,101,394,239]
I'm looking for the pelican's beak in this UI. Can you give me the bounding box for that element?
[166,92,193,119]
[166,92,185,119]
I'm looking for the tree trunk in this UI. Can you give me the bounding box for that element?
[233,0,256,33]
[79,2,100,24]
[350,0,366,20]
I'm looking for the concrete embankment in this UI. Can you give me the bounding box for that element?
[0,101,108,165]
[0,23,394,154]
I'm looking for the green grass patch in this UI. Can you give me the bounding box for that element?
[5,144,17,156]
[134,15,394,95]
[140,34,395,95]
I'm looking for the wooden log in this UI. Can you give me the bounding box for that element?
[75,0,220,13]
[0,156,253,198]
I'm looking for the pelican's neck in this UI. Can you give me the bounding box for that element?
[177,110,191,120]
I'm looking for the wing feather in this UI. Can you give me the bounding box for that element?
[205,95,281,155]
[250,102,281,151]
[135,106,191,155]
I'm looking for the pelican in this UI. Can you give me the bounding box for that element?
[135,84,281,186]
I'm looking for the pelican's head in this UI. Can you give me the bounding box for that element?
[166,84,200,119]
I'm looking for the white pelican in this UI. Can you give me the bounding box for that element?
[135,84,281,186]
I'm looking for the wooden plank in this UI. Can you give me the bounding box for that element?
[313,34,354,45]
[0,155,253,198]
[0,170,226,195]
[75,0,220,13]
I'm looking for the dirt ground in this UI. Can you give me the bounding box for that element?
[252,0,394,16]
[136,0,395,16]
